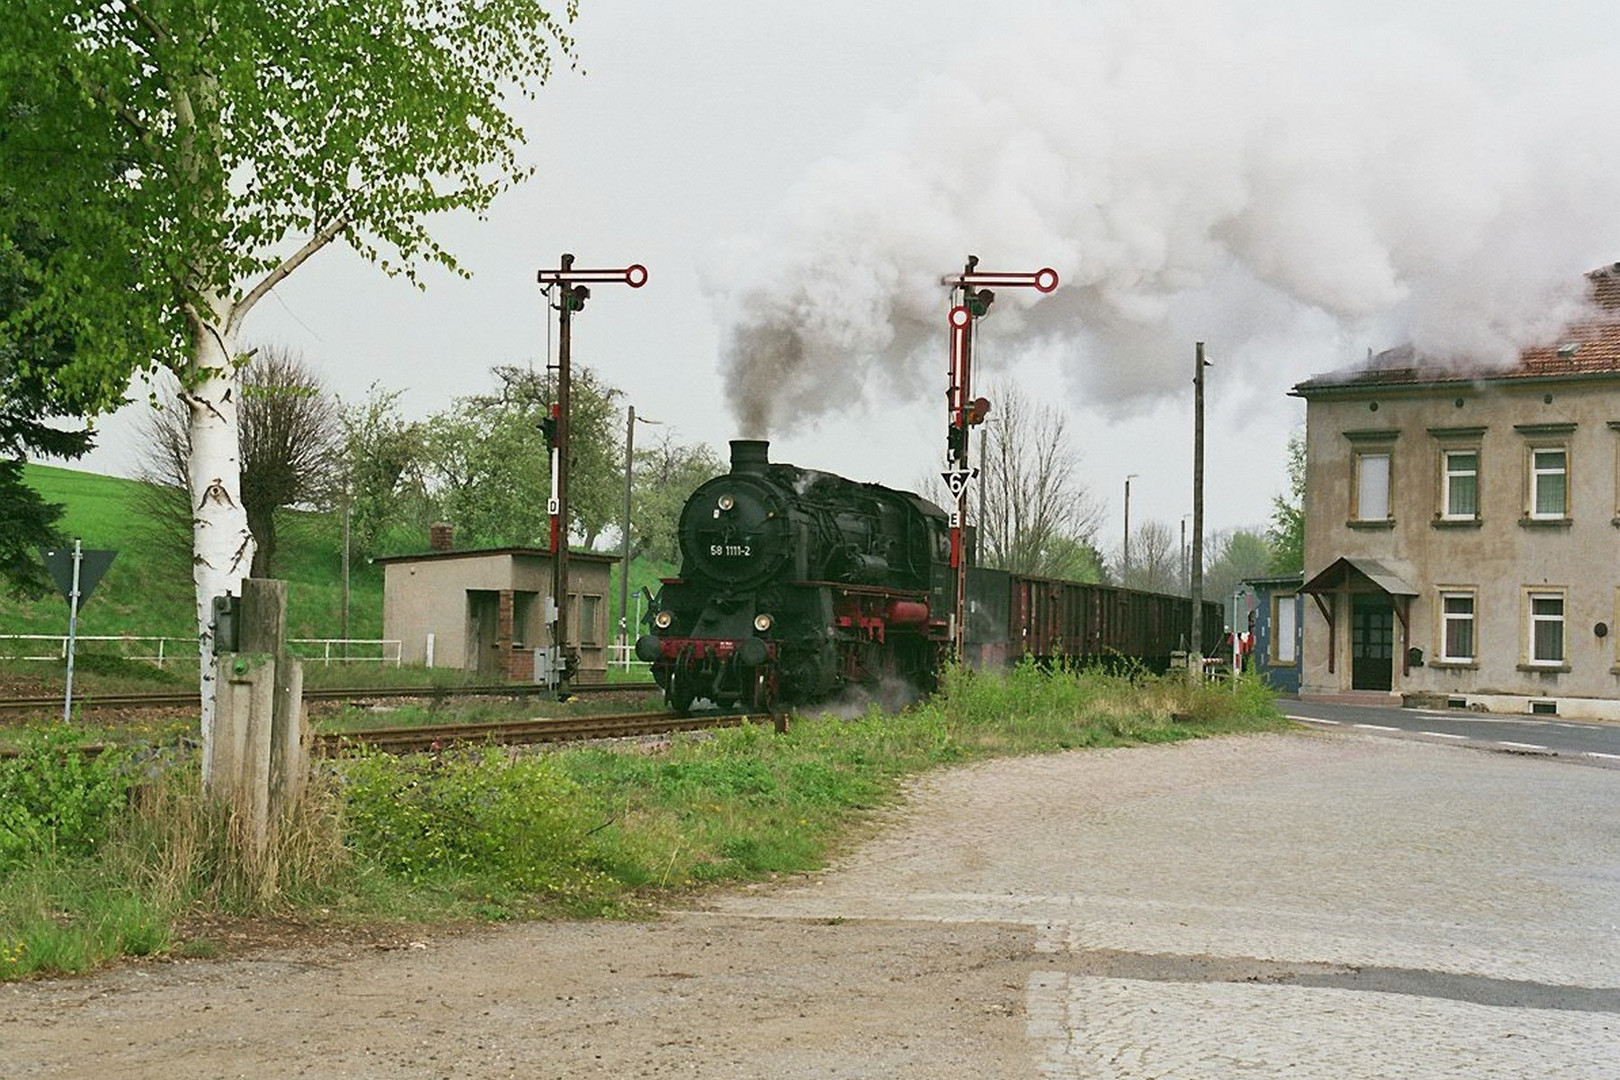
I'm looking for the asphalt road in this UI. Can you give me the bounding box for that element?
[1284,697,1620,767]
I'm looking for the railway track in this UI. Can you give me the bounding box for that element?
[315,709,765,754]
[0,680,661,715]
[2,708,773,759]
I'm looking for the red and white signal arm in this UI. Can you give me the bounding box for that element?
[940,267,1059,293]
[536,263,649,287]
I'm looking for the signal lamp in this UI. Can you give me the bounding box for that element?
[753,613,774,633]
[967,397,991,425]
[653,610,673,629]
[717,494,735,511]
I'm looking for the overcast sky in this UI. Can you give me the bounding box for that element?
[75,0,1620,556]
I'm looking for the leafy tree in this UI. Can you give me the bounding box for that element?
[0,0,578,758]
[632,433,725,565]
[1202,528,1275,604]
[0,240,97,597]
[422,365,622,549]
[137,347,343,577]
[341,384,430,558]
[1267,429,1306,573]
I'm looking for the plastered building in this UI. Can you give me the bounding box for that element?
[1292,265,1620,718]
[379,526,615,682]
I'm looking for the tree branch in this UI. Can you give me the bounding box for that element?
[123,0,171,47]
[230,213,351,332]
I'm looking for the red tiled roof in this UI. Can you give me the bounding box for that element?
[1293,264,1620,395]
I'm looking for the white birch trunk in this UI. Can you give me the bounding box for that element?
[186,315,256,776]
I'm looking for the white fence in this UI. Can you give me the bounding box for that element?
[607,642,652,675]
[0,634,403,667]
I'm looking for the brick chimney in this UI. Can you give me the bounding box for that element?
[428,522,454,552]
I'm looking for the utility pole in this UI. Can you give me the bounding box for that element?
[535,255,647,691]
[940,257,1058,664]
[620,404,660,666]
[1123,473,1137,585]
[1189,342,1209,677]
[340,481,351,658]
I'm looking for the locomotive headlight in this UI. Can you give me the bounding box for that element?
[717,494,735,512]
[753,613,773,633]
[653,610,674,630]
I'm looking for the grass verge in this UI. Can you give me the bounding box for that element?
[0,663,1288,980]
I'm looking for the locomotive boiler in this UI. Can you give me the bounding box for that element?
[635,440,951,711]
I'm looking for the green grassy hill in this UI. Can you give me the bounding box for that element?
[6,464,677,665]
[4,464,384,648]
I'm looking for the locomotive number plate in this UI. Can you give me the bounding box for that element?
[710,544,752,557]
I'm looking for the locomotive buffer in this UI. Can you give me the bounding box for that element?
[940,257,1059,664]
[535,255,648,691]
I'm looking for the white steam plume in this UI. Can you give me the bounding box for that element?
[712,2,1620,438]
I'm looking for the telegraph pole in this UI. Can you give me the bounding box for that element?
[1189,341,1209,677]
[939,257,1059,663]
[535,255,648,690]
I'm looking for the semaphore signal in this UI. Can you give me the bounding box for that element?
[941,255,1060,664]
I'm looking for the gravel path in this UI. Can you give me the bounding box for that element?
[6,730,1618,1078]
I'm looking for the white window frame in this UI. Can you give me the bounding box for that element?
[1529,447,1568,519]
[1354,451,1391,522]
[1441,449,1479,520]
[1527,590,1566,666]
[1438,590,1476,663]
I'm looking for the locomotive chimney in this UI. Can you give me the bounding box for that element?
[729,439,770,475]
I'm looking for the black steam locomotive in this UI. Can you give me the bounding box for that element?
[635,440,1220,712]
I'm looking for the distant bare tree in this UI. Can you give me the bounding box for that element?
[137,346,343,578]
[974,381,1104,579]
[1120,520,1178,593]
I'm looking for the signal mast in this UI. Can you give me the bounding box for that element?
[535,254,647,691]
[940,256,1059,664]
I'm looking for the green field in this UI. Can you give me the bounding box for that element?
[3,463,673,681]
[3,464,383,645]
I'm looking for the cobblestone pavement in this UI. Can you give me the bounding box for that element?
[5,730,1617,1077]
[701,731,1620,1077]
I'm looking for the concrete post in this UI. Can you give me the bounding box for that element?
[207,578,307,854]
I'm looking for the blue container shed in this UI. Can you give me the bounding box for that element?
[1240,573,1304,696]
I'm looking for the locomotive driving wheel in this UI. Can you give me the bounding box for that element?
[667,673,697,715]
[751,667,776,713]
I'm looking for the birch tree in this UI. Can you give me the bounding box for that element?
[0,0,578,765]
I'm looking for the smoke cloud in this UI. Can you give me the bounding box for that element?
[712,1,1620,438]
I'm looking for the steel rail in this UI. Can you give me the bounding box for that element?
[2,709,766,759]
[316,710,758,754]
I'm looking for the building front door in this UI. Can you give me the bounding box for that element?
[467,590,501,676]
[1351,595,1394,691]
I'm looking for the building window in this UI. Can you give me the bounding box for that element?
[1272,595,1297,664]
[1530,448,1567,518]
[1441,450,1479,519]
[1355,452,1391,521]
[579,594,602,647]
[1528,592,1565,665]
[1439,592,1475,662]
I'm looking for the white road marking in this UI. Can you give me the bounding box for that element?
[1355,724,1398,731]
[1420,731,1467,739]
[1495,741,1548,751]
[1585,751,1620,761]
[1288,715,1338,724]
